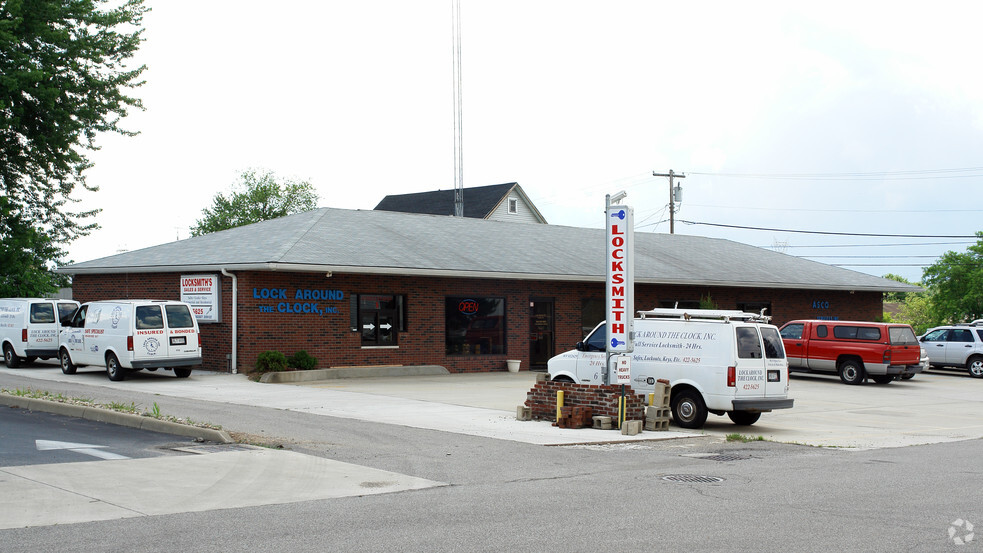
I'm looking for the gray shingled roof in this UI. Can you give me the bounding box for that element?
[60,207,918,292]
[374,183,516,218]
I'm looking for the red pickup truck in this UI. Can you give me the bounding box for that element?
[779,320,924,385]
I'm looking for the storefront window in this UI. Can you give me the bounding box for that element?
[353,294,404,347]
[445,297,505,355]
[581,298,604,337]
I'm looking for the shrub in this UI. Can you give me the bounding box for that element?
[287,350,318,370]
[255,351,288,372]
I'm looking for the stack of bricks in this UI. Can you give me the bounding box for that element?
[645,379,671,431]
[554,405,593,428]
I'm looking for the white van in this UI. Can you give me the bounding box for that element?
[547,308,794,428]
[0,298,80,367]
[59,300,202,381]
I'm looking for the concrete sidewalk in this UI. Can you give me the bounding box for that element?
[0,366,697,446]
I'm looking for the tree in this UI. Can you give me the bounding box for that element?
[190,169,320,236]
[881,273,916,303]
[0,0,148,296]
[922,232,983,323]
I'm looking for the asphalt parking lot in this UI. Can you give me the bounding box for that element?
[4,363,983,450]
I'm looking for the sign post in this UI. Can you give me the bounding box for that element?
[604,194,634,384]
[606,192,635,427]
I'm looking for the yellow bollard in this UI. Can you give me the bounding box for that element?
[556,390,564,423]
[617,396,624,429]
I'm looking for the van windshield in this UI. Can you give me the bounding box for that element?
[29,303,56,324]
[135,305,164,329]
[165,305,195,329]
[584,324,607,351]
[889,326,918,345]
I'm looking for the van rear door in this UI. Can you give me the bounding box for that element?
[133,304,167,363]
[760,326,789,397]
[733,325,768,401]
[27,302,58,354]
[163,303,199,359]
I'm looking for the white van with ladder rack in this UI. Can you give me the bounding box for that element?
[547,308,794,428]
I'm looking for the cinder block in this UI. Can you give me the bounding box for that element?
[592,415,613,430]
[646,406,671,420]
[516,406,532,421]
[621,420,643,435]
[645,418,670,431]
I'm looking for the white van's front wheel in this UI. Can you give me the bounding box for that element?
[106,353,125,381]
[3,344,20,368]
[59,348,77,375]
[671,390,708,429]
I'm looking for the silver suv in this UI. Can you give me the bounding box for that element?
[919,321,983,378]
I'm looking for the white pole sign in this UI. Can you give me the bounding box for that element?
[606,205,634,353]
[616,355,632,384]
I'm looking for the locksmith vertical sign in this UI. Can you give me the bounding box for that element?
[606,205,634,353]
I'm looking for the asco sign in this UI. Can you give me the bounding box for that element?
[606,205,634,353]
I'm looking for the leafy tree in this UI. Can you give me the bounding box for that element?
[190,169,319,236]
[881,273,916,303]
[0,0,148,296]
[922,232,983,323]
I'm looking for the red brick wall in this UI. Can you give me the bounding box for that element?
[525,380,648,420]
[71,271,883,374]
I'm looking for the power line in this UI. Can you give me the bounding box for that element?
[688,166,983,181]
[691,203,983,214]
[757,241,975,249]
[679,220,979,239]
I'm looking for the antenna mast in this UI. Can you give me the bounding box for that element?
[451,0,464,217]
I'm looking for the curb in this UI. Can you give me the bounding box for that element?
[0,394,234,444]
[260,364,450,383]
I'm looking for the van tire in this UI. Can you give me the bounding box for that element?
[728,411,761,425]
[671,389,708,429]
[4,344,20,368]
[106,353,125,381]
[174,368,192,378]
[838,359,865,385]
[59,348,77,375]
[967,356,983,378]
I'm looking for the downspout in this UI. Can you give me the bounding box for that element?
[221,268,238,374]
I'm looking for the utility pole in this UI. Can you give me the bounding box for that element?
[652,169,685,234]
[451,0,464,217]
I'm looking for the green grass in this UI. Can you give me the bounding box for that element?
[726,433,765,442]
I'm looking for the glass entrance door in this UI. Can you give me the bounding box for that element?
[529,299,554,368]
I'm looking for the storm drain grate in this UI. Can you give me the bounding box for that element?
[661,474,725,484]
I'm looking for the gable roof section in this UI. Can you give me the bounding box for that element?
[374,182,518,219]
[60,207,919,293]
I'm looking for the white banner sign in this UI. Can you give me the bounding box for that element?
[616,355,632,384]
[180,274,221,323]
[606,205,634,353]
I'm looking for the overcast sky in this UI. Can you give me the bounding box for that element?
[72,1,983,283]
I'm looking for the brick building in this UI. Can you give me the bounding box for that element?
[61,207,914,374]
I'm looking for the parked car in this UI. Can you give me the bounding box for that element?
[548,308,793,429]
[0,298,79,367]
[919,322,983,378]
[59,300,202,381]
[779,319,923,384]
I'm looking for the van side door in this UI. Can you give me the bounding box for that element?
[63,305,88,363]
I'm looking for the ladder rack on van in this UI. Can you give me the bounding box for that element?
[638,308,771,323]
